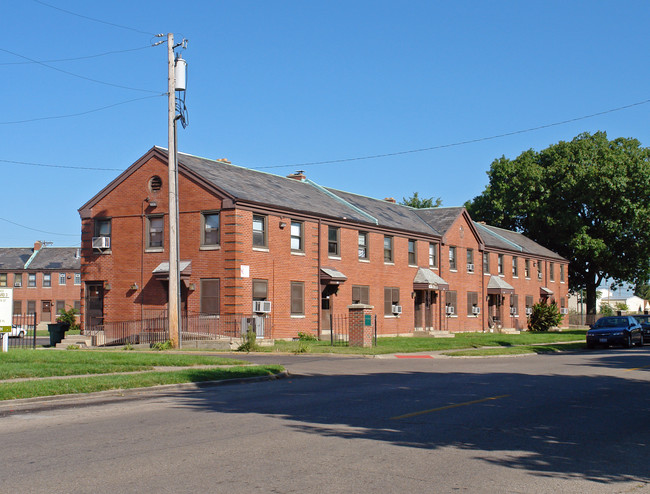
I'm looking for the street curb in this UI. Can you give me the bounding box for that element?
[0,370,289,416]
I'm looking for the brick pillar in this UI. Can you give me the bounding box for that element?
[348,304,374,347]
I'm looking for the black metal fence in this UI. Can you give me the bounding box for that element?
[3,313,37,349]
[85,312,265,347]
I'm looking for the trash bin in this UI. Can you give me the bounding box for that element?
[48,323,69,347]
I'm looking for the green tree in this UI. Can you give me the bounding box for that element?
[634,283,650,301]
[466,131,650,315]
[401,192,442,208]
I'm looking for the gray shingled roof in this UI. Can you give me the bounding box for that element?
[0,248,80,270]
[414,207,464,235]
[475,223,564,260]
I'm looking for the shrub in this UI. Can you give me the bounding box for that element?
[600,303,614,316]
[66,344,80,350]
[56,306,80,331]
[528,302,563,332]
[237,328,259,352]
[151,340,173,351]
[297,331,318,342]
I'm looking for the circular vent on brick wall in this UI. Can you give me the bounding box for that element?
[149,176,162,192]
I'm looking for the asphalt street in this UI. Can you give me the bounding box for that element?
[1,348,649,493]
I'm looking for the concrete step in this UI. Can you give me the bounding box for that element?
[56,335,93,349]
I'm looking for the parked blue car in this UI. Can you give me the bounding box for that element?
[586,316,644,349]
[632,314,650,344]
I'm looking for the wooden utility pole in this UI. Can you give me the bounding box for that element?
[167,32,180,347]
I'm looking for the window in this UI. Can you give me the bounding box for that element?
[253,214,267,247]
[42,273,51,287]
[328,226,340,256]
[408,240,417,265]
[291,281,304,315]
[13,300,22,315]
[94,218,111,239]
[537,261,543,280]
[429,243,438,269]
[384,236,393,263]
[200,279,220,314]
[384,287,400,315]
[358,231,369,260]
[56,300,65,316]
[352,285,370,305]
[483,252,490,274]
[467,291,479,316]
[290,221,303,252]
[0,273,6,287]
[549,262,555,282]
[27,300,36,314]
[14,273,22,287]
[512,256,518,277]
[510,294,519,316]
[560,264,565,282]
[59,273,66,285]
[74,273,81,285]
[147,216,164,249]
[524,259,530,278]
[253,279,268,300]
[74,300,81,312]
[525,295,534,314]
[445,291,457,315]
[202,212,220,246]
[449,246,457,271]
[560,297,566,310]
[467,249,474,272]
[28,273,36,287]
[498,254,504,275]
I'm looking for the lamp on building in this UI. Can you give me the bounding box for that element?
[279,220,287,229]
[130,283,139,291]
[104,282,111,291]
[188,283,196,291]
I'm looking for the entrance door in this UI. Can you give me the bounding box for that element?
[414,291,424,329]
[85,283,104,329]
[425,291,436,330]
[41,300,52,322]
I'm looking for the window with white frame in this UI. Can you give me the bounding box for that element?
[466,249,474,272]
[384,236,393,263]
[498,254,504,275]
[59,273,66,285]
[449,246,457,271]
[290,221,303,252]
[328,226,340,257]
[253,214,267,248]
[483,252,490,274]
[512,256,518,277]
[147,216,164,249]
[74,273,81,285]
[43,274,51,287]
[524,259,530,278]
[429,243,438,269]
[408,239,417,265]
[202,212,220,246]
[358,231,369,260]
[28,273,36,287]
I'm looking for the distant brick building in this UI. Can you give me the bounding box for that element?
[78,147,569,339]
[0,242,81,329]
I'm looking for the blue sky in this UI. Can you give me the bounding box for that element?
[2,1,649,248]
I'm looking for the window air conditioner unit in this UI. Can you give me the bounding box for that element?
[525,307,533,316]
[445,306,455,315]
[560,308,569,315]
[510,307,517,315]
[391,305,402,315]
[472,306,481,315]
[253,301,272,313]
[92,236,111,249]
[467,263,475,272]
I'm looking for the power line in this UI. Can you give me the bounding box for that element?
[0,158,123,171]
[0,45,154,65]
[250,98,650,170]
[32,0,156,36]
[0,47,161,94]
[0,94,164,125]
[0,216,79,237]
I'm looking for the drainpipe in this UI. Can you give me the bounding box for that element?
[317,218,322,339]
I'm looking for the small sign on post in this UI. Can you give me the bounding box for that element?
[0,288,13,352]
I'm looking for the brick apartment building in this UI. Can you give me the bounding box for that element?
[78,147,569,339]
[0,242,81,329]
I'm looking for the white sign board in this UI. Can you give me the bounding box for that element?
[0,288,13,333]
[240,265,250,278]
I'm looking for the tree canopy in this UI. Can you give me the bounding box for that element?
[465,131,650,314]
[401,192,442,208]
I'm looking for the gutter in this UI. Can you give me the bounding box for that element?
[304,179,379,225]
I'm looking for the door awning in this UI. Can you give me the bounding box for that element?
[153,260,192,280]
[320,267,347,285]
[487,275,515,295]
[540,286,553,296]
[413,267,449,291]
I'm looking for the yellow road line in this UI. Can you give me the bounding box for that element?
[624,364,650,372]
[391,394,510,420]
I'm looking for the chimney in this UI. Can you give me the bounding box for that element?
[287,170,306,181]
[384,197,396,203]
[34,241,42,251]
[216,158,231,164]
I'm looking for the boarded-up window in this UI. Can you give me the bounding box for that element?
[384,287,399,315]
[510,294,519,315]
[200,279,220,314]
[13,300,22,315]
[445,291,457,314]
[525,295,534,308]
[467,291,478,315]
[291,282,304,315]
[352,285,370,305]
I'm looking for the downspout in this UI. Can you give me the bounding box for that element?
[481,251,485,332]
[317,218,322,339]
[439,242,443,332]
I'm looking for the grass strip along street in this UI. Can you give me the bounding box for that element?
[0,350,283,401]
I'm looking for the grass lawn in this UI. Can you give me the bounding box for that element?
[0,349,249,380]
[270,329,588,355]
